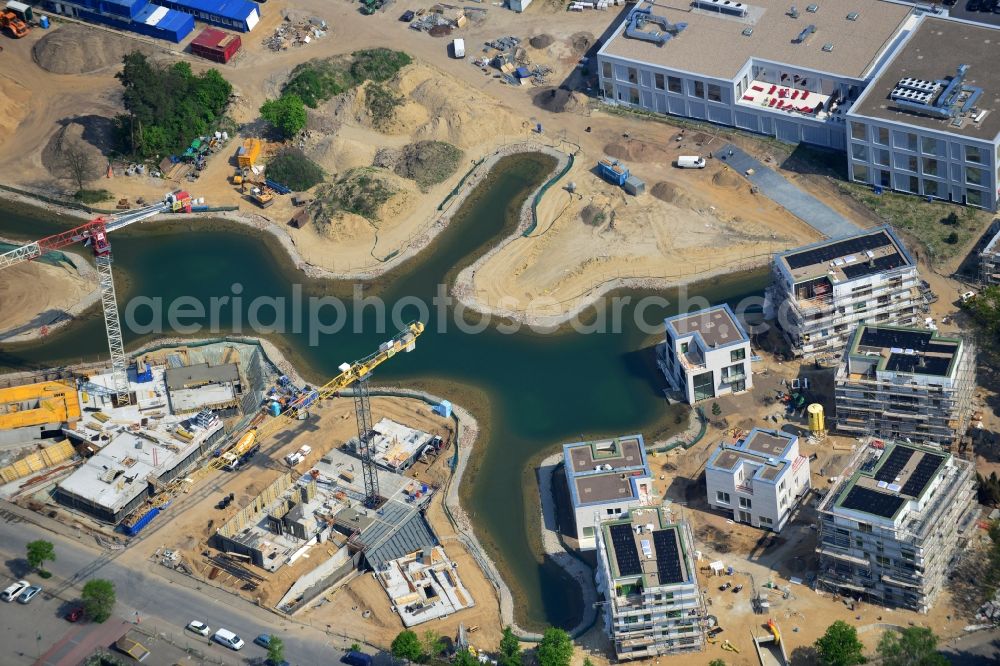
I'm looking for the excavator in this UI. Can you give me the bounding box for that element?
[0,11,28,38]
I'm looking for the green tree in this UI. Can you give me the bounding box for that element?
[815,621,866,666]
[81,579,116,623]
[421,630,444,661]
[499,626,521,666]
[260,94,308,139]
[711,402,722,416]
[709,660,727,666]
[392,630,423,663]
[536,628,573,666]
[350,643,362,653]
[945,231,959,245]
[876,627,948,666]
[454,650,478,666]
[26,540,55,574]
[583,659,595,666]
[267,636,285,665]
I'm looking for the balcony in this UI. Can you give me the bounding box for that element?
[736,483,753,495]
[678,351,706,371]
[721,371,746,384]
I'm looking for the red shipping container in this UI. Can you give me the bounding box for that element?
[190,27,241,64]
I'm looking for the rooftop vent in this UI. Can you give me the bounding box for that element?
[806,3,818,11]
[822,42,834,52]
[742,26,754,36]
[847,11,859,20]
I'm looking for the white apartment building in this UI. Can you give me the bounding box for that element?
[834,325,976,450]
[705,428,811,532]
[846,18,1000,211]
[563,435,653,550]
[595,509,707,660]
[659,304,752,403]
[979,222,1000,285]
[768,227,921,359]
[816,439,977,612]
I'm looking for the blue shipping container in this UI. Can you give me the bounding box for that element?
[122,506,160,536]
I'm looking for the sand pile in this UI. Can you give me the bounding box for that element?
[0,75,30,148]
[41,123,108,186]
[0,260,91,340]
[569,32,594,54]
[651,181,678,203]
[603,139,672,164]
[712,168,742,189]
[32,24,152,74]
[580,203,607,226]
[531,87,588,114]
[529,34,555,49]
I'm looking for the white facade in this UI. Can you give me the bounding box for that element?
[659,304,752,404]
[705,428,810,532]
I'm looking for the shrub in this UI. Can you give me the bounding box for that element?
[351,48,412,83]
[266,148,324,191]
[260,94,308,139]
[74,189,112,203]
[365,83,403,129]
[314,168,396,222]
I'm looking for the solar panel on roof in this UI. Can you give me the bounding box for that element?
[841,485,906,518]
[875,447,914,482]
[652,529,684,585]
[784,232,893,270]
[886,353,951,376]
[840,253,906,279]
[609,523,641,577]
[859,327,933,352]
[900,453,945,497]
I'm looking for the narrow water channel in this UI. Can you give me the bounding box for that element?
[0,154,768,630]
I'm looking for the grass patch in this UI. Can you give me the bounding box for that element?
[364,83,403,129]
[266,147,324,191]
[314,168,396,222]
[282,48,411,109]
[837,182,992,265]
[392,141,463,190]
[73,189,112,204]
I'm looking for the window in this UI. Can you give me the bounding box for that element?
[639,70,651,87]
[858,522,873,533]
[966,166,984,186]
[921,136,938,155]
[629,88,640,105]
[654,73,665,90]
[668,76,682,93]
[968,189,984,207]
[759,516,773,526]
[851,123,867,141]
[602,62,612,79]
[739,497,752,509]
[876,149,890,167]
[852,144,868,161]
[967,145,984,164]
[627,67,638,84]
[909,175,919,193]
[852,164,869,183]
[894,153,917,171]
[922,158,939,176]
[604,83,614,100]
[893,131,917,151]
[707,83,722,102]
[716,491,730,504]
[680,342,689,354]
[923,179,939,197]
[692,80,705,98]
[875,127,889,145]
[582,526,595,538]
[730,348,746,362]
[876,555,891,567]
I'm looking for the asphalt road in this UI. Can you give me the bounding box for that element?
[0,515,364,665]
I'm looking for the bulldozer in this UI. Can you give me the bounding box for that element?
[0,11,28,38]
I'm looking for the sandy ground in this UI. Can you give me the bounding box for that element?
[0,251,96,341]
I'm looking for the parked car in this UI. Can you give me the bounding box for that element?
[254,634,272,648]
[961,290,977,303]
[967,0,982,10]
[187,620,211,637]
[399,9,415,21]
[1,580,29,602]
[66,607,84,622]
[213,629,245,651]
[342,651,374,666]
[17,586,42,604]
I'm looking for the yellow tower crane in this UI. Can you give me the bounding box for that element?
[123,321,424,530]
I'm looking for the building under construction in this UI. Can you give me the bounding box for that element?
[979,222,1000,285]
[816,439,977,613]
[0,381,81,445]
[768,228,920,359]
[834,325,975,450]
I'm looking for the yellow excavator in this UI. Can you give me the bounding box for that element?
[122,321,424,530]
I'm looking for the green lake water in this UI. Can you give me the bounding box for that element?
[0,154,767,630]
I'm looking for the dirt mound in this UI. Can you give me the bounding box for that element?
[580,203,607,226]
[532,87,588,114]
[32,24,151,74]
[602,139,673,164]
[569,32,594,54]
[392,141,463,190]
[529,34,554,49]
[41,122,108,186]
[712,168,742,189]
[651,181,678,203]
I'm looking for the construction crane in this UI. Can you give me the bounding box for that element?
[123,321,425,529]
[0,199,175,406]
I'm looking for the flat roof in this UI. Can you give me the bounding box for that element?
[602,509,691,588]
[564,436,652,507]
[847,324,962,378]
[0,380,81,431]
[600,0,912,81]
[666,304,748,349]
[164,363,239,391]
[778,227,913,283]
[708,428,798,482]
[834,440,948,520]
[369,418,436,471]
[852,17,1000,140]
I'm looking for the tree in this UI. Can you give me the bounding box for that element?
[815,621,866,666]
[81,579,116,623]
[421,630,444,661]
[583,659,595,666]
[945,231,959,245]
[454,650,478,666]
[876,627,948,666]
[941,211,959,226]
[392,630,423,663]
[260,94,308,139]
[709,660,727,666]
[26,540,55,575]
[350,643,362,653]
[499,626,522,666]
[711,402,722,417]
[536,628,573,666]
[267,636,285,665]
[61,140,95,192]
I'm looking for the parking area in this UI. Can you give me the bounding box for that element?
[947,1,1000,27]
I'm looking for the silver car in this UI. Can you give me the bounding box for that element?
[17,586,42,604]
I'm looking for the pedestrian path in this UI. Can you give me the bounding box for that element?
[719,144,860,238]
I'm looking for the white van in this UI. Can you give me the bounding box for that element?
[2,580,29,602]
[676,155,706,168]
[213,628,245,651]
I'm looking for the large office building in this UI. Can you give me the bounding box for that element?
[659,304,752,403]
[834,325,975,449]
[768,228,920,358]
[705,428,810,532]
[596,3,1000,210]
[563,435,653,549]
[595,508,707,660]
[816,439,977,612]
[846,18,1000,211]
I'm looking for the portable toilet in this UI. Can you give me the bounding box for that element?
[433,400,452,418]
